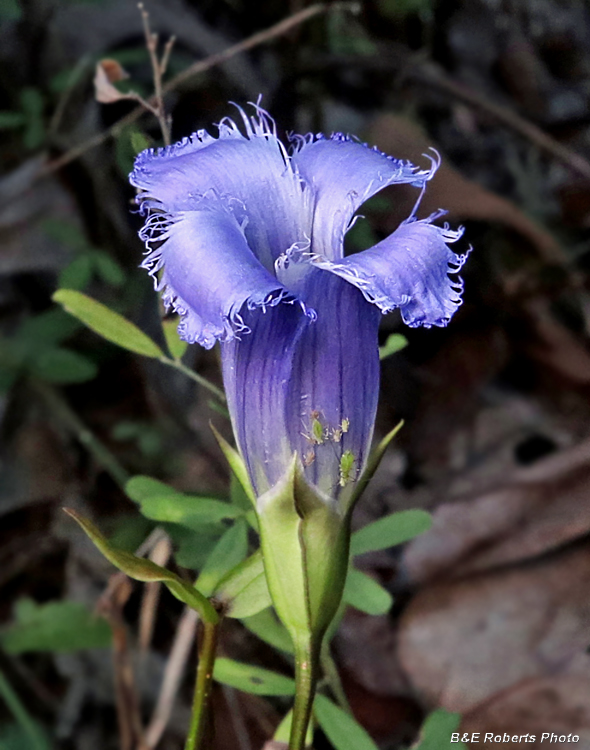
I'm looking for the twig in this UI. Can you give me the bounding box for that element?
[145,607,199,748]
[41,2,359,176]
[139,534,173,653]
[98,576,148,750]
[138,2,174,145]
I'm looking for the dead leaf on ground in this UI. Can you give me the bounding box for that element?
[398,543,590,713]
[460,674,590,748]
[368,114,563,265]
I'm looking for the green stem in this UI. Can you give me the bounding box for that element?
[32,380,130,488]
[290,639,319,750]
[163,358,227,403]
[0,668,47,750]
[185,620,219,750]
[320,641,350,713]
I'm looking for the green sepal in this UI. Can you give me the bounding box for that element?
[257,456,350,648]
[346,420,404,510]
[213,549,271,618]
[210,422,256,508]
[63,508,219,624]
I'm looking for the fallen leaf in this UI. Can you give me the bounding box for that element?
[460,674,590,748]
[398,544,590,713]
[402,437,590,584]
[368,114,563,265]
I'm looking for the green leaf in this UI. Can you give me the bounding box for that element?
[213,658,295,696]
[169,526,222,570]
[130,129,151,154]
[90,250,126,287]
[58,254,94,290]
[42,219,88,251]
[0,722,51,750]
[241,608,293,654]
[196,519,249,596]
[314,694,379,750]
[18,309,81,345]
[0,671,50,750]
[379,333,408,360]
[0,0,22,20]
[53,289,164,358]
[162,317,188,360]
[351,509,432,556]
[210,423,256,508]
[343,567,393,616]
[126,475,243,531]
[20,88,45,150]
[274,708,313,747]
[29,347,98,384]
[214,549,272,618]
[64,508,219,623]
[0,112,25,129]
[0,599,111,654]
[412,709,467,750]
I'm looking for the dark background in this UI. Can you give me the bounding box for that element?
[1,0,590,748]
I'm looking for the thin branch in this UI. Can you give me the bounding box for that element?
[139,534,173,653]
[145,607,199,748]
[41,2,359,176]
[138,2,172,145]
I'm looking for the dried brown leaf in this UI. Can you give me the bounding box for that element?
[403,437,590,584]
[368,114,563,264]
[94,60,131,104]
[398,544,590,713]
[460,674,590,748]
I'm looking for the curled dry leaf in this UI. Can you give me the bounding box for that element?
[368,114,563,265]
[94,59,131,104]
[398,544,590,713]
[402,437,590,585]
[460,674,590,748]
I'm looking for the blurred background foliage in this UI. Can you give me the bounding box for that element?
[2,0,590,748]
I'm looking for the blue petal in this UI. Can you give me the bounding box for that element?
[221,270,380,497]
[140,203,300,349]
[309,214,468,328]
[291,133,438,261]
[130,105,312,272]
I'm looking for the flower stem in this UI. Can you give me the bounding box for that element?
[185,620,219,750]
[290,638,319,750]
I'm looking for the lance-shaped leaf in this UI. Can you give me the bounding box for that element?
[213,549,271,618]
[411,709,467,750]
[53,289,164,358]
[196,519,248,597]
[162,316,188,360]
[241,607,294,654]
[126,475,243,530]
[379,333,407,360]
[274,708,313,747]
[64,508,219,624]
[351,509,432,556]
[314,694,379,750]
[213,658,295,696]
[343,567,393,616]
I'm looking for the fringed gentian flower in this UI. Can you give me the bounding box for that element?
[130,103,467,505]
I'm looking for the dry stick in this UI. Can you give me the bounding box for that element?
[410,60,590,181]
[145,607,199,749]
[41,2,359,176]
[138,535,173,653]
[98,577,149,750]
[138,2,173,146]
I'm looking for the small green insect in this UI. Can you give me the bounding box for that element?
[302,409,326,445]
[339,450,356,486]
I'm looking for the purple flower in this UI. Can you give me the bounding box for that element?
[130,103,468,500]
